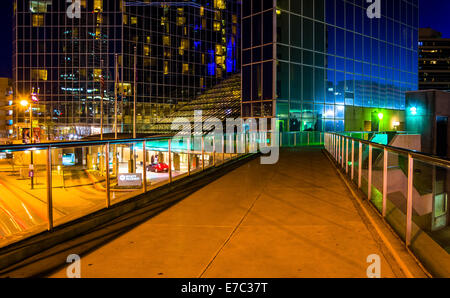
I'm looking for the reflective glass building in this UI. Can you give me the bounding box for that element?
[242,0,419,132]
[13,0,239,139]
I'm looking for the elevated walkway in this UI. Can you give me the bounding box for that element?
[43,148,426,278]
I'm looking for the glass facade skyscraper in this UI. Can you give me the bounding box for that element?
[13,0,239,139]
[242,0,419,132]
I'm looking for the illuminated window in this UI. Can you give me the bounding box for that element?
[29,0,51,13]
[213,21,221,31]
[163,36,171,46]
[182,63,189,74]
[179,39,189,55]
[32,14,44,27]
[93,69,102,82]
[214,0,226,9]
[31,69,48,81]
[123,15,128,25]
[94,0,103,12]
[164,61,169,75]
[144,45,150,56]
[177,17,186,26]
[131,17,137,25]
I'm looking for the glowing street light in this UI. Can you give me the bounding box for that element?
[378,113,384,120]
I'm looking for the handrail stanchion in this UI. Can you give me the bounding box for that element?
[143,140,147,193]
[406,154,414,246]
[105,143,111,208]
[346,138,349,174]
[339,136,342,166]
[383,148,388,217]
[358,142,362,189]
[187,137,191,176]
[294,133,297,147]
[341,137,345,168]
[351,140,355,180]
[213,135,216,167]
[368,144,373,201]
[222,134,225,164]
[168,139,173,183]
[201,136,205,171]
[46,146,53,231]
[307,132,310,146]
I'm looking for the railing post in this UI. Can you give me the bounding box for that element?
[307,132,310,146]
[143,140,147,193]
[222,134,225,164]
[168,139,173,183]
[105,143,111,208]
[201,136,205,170]
[213,136,216,167]
[46,146,53,231]
[406,154,414,246]
[383,148,388,217]
[368,145,373,201]
[358,142,362,189]
[351,140,355,180]
[346,138,349,174]
[294,133,297,147]
[187,137,191,176]
[341,137,345,168]
[338,136,341,164]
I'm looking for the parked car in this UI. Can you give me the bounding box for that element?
[147,162,169,173]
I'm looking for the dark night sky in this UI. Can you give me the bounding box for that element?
[0,0,448,78]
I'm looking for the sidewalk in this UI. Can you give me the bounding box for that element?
[49,148,421,278]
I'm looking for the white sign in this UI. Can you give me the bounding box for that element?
[118,173,143,187]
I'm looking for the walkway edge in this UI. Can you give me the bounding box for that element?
[323,149,429,278]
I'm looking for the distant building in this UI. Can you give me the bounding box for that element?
[0,78,14,141]
[406,90,450,157]
[419,28,450,91]
[242,0,419,133]
[13,0,240,139]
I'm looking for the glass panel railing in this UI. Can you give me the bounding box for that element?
[0,148,49,246]
[411,160,450,253]
[384,151,408,242]
[143,139,171,191]
[51,145,107,227]
[370,147,384,214]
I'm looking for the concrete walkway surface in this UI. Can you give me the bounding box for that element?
[49,148,424,278]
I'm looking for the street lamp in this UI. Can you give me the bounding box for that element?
[21,99,34,189]
[378,112,384,132]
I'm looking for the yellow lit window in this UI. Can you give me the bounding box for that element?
[182,63,189,74]
[32,14,44,27]
[213,21,221,31]
[131,17,137,25]
[123,15,128,24]
[163,35,170,46]
[177,17,186,26]
[164,61,169,75]
[214,0,226,9]
[94,0,103,12]
[31,69,47,81]
[93,69,102,82]
[144,45,150,56]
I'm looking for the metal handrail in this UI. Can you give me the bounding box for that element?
[329,132,450,169]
